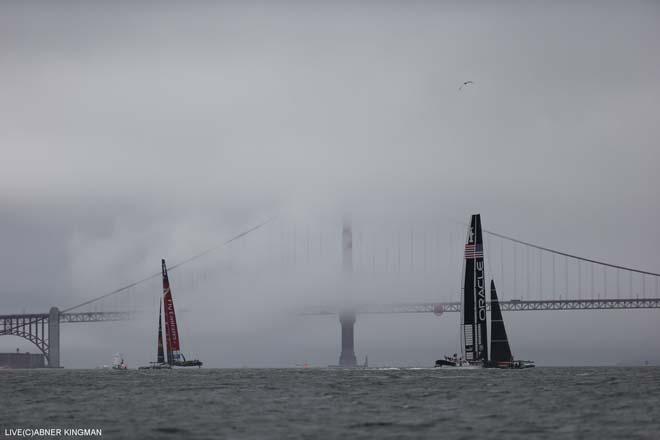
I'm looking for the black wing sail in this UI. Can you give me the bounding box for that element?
[490,280,513,365]
[157,303,165,364]
[462,214,488,362]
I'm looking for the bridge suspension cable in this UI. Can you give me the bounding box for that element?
[2,218,274,336]
[483,229,660,277]
[61,217,274,313]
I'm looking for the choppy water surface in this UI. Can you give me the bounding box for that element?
[2,367,659,439]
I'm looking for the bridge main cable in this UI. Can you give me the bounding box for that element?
[484,229,660,277]
[2,218,275,335]
[61,217,275,313]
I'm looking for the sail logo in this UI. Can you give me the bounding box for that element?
[476,261,486,321]
[166,306,178,343]
[163,293,180,349]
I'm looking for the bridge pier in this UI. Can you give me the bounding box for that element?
[338,311,357,367]
[337,219,358,367]
[48,307,60,368]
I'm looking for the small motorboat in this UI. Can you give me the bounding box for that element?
[111,353,128,370]
[435,355,477,368]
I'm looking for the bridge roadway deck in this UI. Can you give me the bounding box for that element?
[0,311,132,326]
[303,297,660,315]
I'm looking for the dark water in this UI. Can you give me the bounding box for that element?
[2,367,659,439]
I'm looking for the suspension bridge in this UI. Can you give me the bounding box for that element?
[1,216,659,367]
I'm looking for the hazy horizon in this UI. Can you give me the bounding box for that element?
[1,1,659,368]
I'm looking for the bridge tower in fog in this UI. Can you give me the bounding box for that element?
[338,219,358,367]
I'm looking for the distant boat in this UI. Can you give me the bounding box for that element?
[111,353,128,370]
[435,214,534,369]
[160,259,202,368]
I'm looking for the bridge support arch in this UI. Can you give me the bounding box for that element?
[1,308,128,368]
[1,313,50,366]
[0,307,60,367]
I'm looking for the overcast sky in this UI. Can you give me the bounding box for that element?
[1,1,659,367]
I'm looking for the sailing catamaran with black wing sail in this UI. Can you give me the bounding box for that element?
[463,214,488,365]
[435,214,534,368]
[161,259,203,368]
[436,214,487,368]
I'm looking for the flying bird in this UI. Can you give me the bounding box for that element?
[459,80,474,90]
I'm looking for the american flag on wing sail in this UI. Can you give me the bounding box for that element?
[465,243,483,259]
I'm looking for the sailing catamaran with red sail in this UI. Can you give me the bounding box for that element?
[435,214,534,369]
[161,259,202,367]
[141,260,202,368]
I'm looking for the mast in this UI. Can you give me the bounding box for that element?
[462,214,488,362]
[162,259,182,365]
[489,280,513,364]
[157,303,165,364]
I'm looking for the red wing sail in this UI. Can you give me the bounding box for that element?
[162,259,182,364]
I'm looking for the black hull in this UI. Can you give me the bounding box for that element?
[484,360,535,369]
[172,360,203,368]
[138,363,172,370]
